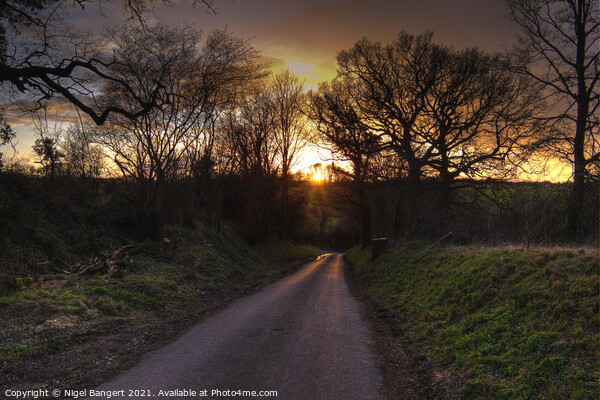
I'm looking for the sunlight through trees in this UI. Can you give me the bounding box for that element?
[0,0,597,245]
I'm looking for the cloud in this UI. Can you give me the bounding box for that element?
[258,55,288,71]
[3,99,82,128]
[286,61,314,76]
[2,99,84,158]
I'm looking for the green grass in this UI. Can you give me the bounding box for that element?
[254,240,322,264]
[110,290,165,308]
[0,224,321,362]
[346,242,599,400]
[0,343,42,362]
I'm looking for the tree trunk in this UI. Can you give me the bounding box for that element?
[357,183,371,248]
[568,0,589,240]
[137,178,163,240]
[569,106,587,239]
[438,130,452,214]
[281,167,290,238]
[405,161,422,238]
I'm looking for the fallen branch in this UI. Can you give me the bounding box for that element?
[70,244,141,278]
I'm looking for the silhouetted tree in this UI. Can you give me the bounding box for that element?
[422,48,540,209]
[334,32,548,238]
[30,110,66,180]
[98,25,261,236]
[61,123,105,180]
[220,86,279,240]
[0,116,15,171]
[336,32,445,236]
[32,137,63,180]
[0,0,216,125]
[308,78,380,247]
[270,70,309,236]
[223,88,278,178]
[506,0,599,238]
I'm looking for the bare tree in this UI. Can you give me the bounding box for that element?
[337,33,444,184]
[422,48,541,208]
[506,0,599,237]
[270,70,309,236]
[223,88,278,178]
[32,134,64,180]
[215,87,279,238]
[308,78,380,247]
[331,32,546,239]
[60,123,105,180]
[0,0,216,125]
[336,32,450,236]
[98,25,262,235]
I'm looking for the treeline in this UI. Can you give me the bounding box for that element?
[307,28,599,246]
[316,178,598,249]
[0,1,598,249]
[306,0,599,246]
[2,24,315,243]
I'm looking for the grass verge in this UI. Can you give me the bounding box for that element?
[0,225,321,388]
[346,241,599,400]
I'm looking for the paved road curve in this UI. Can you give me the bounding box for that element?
[90,254,386,400]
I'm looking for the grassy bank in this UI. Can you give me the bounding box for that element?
[0,224,321,386]
[346,242,599,399]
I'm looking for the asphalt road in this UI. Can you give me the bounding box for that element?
[90,254,386,400]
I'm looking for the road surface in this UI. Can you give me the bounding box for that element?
[89,254,386,400]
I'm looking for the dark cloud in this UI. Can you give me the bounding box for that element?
[156,0,514,84]
[194,0,513,50]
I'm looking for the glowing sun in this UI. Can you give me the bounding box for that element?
[311,169,324,181]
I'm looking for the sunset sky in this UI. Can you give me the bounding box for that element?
[162,0,516,88]
[6,0,570,180]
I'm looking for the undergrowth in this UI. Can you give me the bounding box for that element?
[0,224,321,364]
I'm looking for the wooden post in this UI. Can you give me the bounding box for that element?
[371,238,388,260]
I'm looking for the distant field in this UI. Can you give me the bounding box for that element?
[346,242,599,399]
